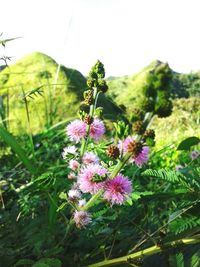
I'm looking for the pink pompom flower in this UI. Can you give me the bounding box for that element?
[121,136,150,167]
[176,165,184,171]
[89,119,105,140]
[78,199,87,207]
[69,159,80,170]
[73,210,92,229]
[78,164,108,194]
[190,150,199,160]
[66,120,87,142]
[134,146,150,167]
[82,152,99,165]
[104,174,132,205]
[68,189,81,202]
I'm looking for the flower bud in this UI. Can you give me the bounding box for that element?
[84,114,94,125]
[97,79,108,93]
[84,90,93,105]
[143,129,155,140]
[132,121,145,135]
[87,78,96,88]
[126,140,143,157]
[106,144,120,159]
[93,60,105,78]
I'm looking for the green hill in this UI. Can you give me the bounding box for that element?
[107,60,190,110]
[107,60,199,146]
[0,52,121,134]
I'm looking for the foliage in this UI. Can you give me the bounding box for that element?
[0,41,200,267]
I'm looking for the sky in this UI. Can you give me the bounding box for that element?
[1,0,200,77]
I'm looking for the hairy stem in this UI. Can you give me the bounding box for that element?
[80,87,98,157]
[88,236,200,267]
[83,112,154,211]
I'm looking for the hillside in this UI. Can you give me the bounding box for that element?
[0,52,121,134]
[107,60,191,110]
[0,53,199,146]
[107,60,199,146]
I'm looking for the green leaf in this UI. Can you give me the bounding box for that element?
[0,125,36,175]
[56,202,67,212]
[177,136,200,151]
[33,258,62,267]
[14,259,34,266]
[59,192,67,200]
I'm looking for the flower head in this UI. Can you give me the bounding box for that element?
[134,146,150,167]
[78,164,108,194]
[104,174,132,205]
[120,136,150,167]
[66,120,87,142]
[68,189,81,202]
[73,210,92,229]
[190,150,199,160]
[176,165,184,171]
[78,199,87,207]
[89,119,105,140]
[82,152,99,165]
[69,159,80,170]
[62,145,77,159]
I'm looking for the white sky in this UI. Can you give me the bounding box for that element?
[1,0,200,77]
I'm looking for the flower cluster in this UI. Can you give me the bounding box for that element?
[119,136,150,167]
[66,118,105,143]
[60,60,151,230]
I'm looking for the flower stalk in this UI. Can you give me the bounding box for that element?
[87,236,200,267]
[80,87,98,157]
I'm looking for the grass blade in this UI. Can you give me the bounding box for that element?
[0,125,37,175]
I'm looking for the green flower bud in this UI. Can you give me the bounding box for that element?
[95,107,104,118]
[83,90,94,105]
[93,60,105,78]
[97,79,108,93]
[132,120,145,135]
[87,78,96,88]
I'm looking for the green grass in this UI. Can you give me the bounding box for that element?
[0,52,121,135]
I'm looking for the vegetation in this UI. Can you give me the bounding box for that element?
[0,38,200,267]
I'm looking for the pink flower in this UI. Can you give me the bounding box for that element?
[69,159,80,170]
[68,189,81,202]
[78,164,108,194]
[123,136,135,152]
[134,146,150,167]
[73,210,92,229]
[62,145,77,159]
[120,136,150,167]
[66,120,87,142]
[104,174,132,205]
[82,152,99,165]
[176,165,184,171]
[190,150,199,160]
[78,199,87,207]
[89,119,105,140]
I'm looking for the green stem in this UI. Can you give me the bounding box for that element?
[87,236,200,267]
[22,87,35,160]
[109,153,132,179]
[83,111,154,211]
[80,87,98,157]
[82,190,103,211]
